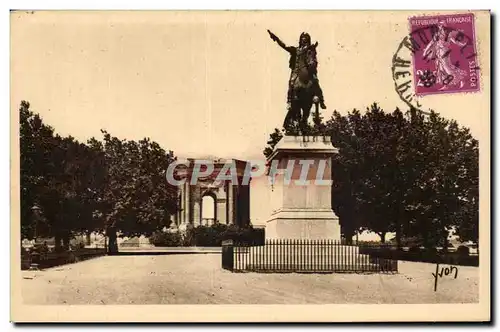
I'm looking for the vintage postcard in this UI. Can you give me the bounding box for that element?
[10,10,490,323]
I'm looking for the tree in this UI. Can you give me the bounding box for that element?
[454,135,479,244]
[324,103,478,248]
[325,104,409,243]
[19,101,181,253]
[99,131,179,253]
[263,128,283,159]
[20,100,57,240]
[20,101,95,248]
[311,108,326,135]
[404,110,479,248]
[83,137,108,236]
[326,109,364,242]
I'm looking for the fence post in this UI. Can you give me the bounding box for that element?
[29,250,40,271]
[221,239,234,271]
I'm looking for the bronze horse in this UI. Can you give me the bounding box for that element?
[283,66,320,132]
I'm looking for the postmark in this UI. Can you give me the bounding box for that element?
[392,13,480,110]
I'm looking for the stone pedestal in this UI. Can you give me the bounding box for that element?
[265,136,341,240]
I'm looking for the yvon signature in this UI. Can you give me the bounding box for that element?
[432,263,458,292]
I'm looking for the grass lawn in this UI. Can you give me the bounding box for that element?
[21,254,479,304]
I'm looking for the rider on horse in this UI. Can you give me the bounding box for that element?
[268,30,327,110]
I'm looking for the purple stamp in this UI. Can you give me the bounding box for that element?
[409,13,480,96]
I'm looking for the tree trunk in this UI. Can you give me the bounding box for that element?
[379,232,386,243]
[62,232,70,251]
[54,232,62,252]
[107,227,118,254]
[395,221,402,249]
[344,225,354,245]
[86,231,91,246]
[442,231,448,253]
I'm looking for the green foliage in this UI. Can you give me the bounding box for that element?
[263,102,479,248]
[220,224,265,245]
[19,101,180,253]
[20,98,479,252]
[150,231,185,247]
[325,104,479,247]
[263,128,283,159]
[457,245,471,256]
[20,100,53,239]
[311,108,326,135]
[188,225,226,247]
[325,104,409,243]
[395,236,424,248]
[402,110,479,246]
[99,131,178,240]
[20,101,103,246]
[166,224,266,247]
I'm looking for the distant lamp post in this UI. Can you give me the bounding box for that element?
[29,203,42,270]
[31,204,42,242]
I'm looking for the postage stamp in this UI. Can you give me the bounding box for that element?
[409,13,480,96]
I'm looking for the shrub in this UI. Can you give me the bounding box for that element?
[69,242,85,251]
[457,245,470,256]
[190,225,226,246]
[181,224,265,247]
[357,240,387,246]
[150,231,184,247]
[400,236,423,248]
[221,224,265,245]
[423,247,438,255]
[422,247,439,260]
[408,246,421,253]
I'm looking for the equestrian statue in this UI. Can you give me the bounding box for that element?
[267,29,327,133]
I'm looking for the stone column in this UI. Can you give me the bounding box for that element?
[217,199,227,225]
[212,184,225,224]
[175,184,183,225]
[181,182,186,224]
[227,183,234,224]
[185,182,191,224]
[192,185,201,227]
[193,201,201,226]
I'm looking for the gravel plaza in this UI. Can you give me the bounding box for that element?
[21,254,479,305]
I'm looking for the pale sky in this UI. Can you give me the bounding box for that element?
[11,11,490,162]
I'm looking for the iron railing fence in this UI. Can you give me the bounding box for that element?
[222,239,398,273]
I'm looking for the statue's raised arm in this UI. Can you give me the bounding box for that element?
[267,29,293,52]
